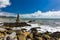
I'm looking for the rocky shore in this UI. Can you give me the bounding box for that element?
[0,27,60,40]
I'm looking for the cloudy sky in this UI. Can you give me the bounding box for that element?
[0,0,60,18]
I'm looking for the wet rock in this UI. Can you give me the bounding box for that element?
[3,22,31,27]
[28,20,35,23]
[51,32,60,38]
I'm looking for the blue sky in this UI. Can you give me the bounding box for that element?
[0,0,60,14]
[0,0,60,18]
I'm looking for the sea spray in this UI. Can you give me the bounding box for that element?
[25,23,60,33]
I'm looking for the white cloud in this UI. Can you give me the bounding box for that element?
[0,0,11,8]
[1,10,60,18]
[20,10,60,18]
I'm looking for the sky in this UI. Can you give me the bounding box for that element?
[0,0,60,18]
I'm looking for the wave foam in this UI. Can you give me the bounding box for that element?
[25,23,60,33]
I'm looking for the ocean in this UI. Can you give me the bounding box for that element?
[20,18,60,33]
[1,18,60,33]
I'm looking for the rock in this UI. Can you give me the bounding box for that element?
[28,20,35,23]
[51,32,60,38]
[3,22,31,27]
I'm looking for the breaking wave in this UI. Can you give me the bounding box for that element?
[23,23,60,33]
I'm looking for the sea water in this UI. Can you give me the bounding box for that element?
[1,18,60,33]
[21,18,60,33]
